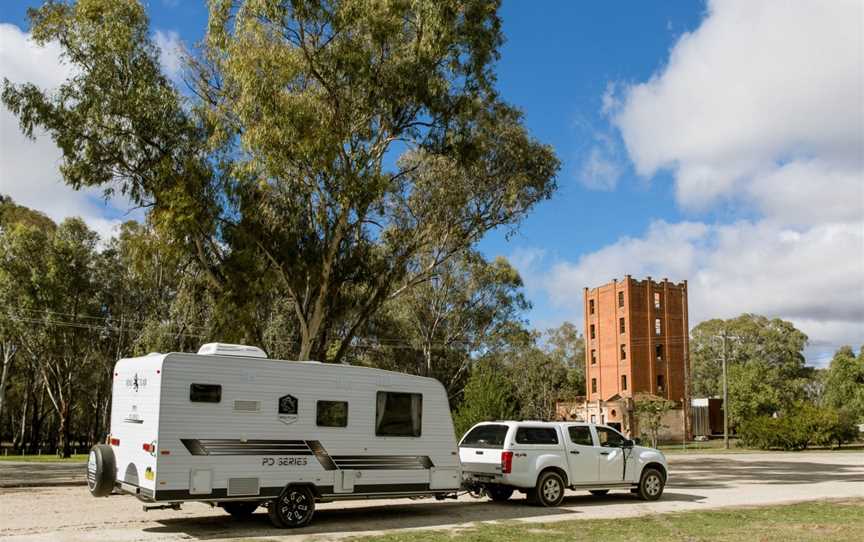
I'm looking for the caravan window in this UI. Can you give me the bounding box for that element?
[375,392,422,437]
[317,401,348,427]
[190,384,221,403]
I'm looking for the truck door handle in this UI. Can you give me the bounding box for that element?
[600,452,610,456]
[569,450,579,455]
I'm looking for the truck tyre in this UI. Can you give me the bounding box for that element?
[221,501,259,519]
[268,485,315,528]
[637,468,665,501]
[87,444,116,497]
[532,471,566,507]
[487,485,514,502]
[589,489,609,496]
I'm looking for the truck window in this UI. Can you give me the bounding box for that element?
[316,401,348,427]
[461,424,508,448]
[596,426,626,447]
[190,384,221,403]
[568,426,593,446]
[515,427,558,445]
[375,392,422,437]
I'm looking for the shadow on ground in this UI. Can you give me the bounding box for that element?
[144,490,705,540]
[668,457,864,489]
[0,462,85,487]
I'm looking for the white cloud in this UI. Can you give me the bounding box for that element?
[579,143,623,191]
[516,219,864,366]
[612,0,863,216]
[536,0,864,365]
[0,23,132,240]
[153,29,185,82]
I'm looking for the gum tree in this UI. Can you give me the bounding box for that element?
[3,0,559,362]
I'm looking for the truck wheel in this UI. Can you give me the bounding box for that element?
[221,501,259,519]
[87,444,116,497]
[268,486,315,528]
[637,468,665,501]
[589,489,609,496]
[487,485,514,502]
[533,471,566,507]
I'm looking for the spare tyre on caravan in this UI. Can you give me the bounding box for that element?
[89,343,461,528]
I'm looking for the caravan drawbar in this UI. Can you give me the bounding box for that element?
[88,343,461,528]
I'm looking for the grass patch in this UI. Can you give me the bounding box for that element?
[351,500,864,542]
[0,453,88,462]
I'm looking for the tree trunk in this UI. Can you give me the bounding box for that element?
[0,343,15,430]
[58,401,71,458]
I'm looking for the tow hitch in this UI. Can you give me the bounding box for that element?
[143,503,182,512]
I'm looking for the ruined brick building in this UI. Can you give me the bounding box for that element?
[557,276,691,439]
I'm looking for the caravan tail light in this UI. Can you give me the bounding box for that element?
[143,441,157,456]
[501,451,513,474]
[110,437,120,446]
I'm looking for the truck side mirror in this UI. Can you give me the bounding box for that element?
[622,439,635,448]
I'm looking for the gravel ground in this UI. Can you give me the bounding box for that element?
[0,451,862,542]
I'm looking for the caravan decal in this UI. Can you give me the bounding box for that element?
[180,439,313,456]
[180,439,434,470]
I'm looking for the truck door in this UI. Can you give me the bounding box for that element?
[564,425,599,484]
[593,426,627,483]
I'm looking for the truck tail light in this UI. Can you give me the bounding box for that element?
[110,437,120,446]
[501,451,513,474]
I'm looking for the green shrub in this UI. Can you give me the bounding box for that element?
[738,404,858,451]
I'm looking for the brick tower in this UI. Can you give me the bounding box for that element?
[583,276,689,403]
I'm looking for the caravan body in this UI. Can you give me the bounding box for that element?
[91,344,461,527]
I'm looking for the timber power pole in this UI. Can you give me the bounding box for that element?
[712,331,740,450]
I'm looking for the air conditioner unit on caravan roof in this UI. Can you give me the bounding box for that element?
[197,343,268,359]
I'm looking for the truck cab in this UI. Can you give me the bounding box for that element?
[459,421,668,506]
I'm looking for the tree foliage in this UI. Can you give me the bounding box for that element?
[738,403,858,451]
[634,394,676,448]
[821,346,864,423]
[358,251,530,399]
[452,357,517,438]
[691,314,810,427]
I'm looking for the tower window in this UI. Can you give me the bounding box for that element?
[654,292,661,309]
[620,344,626,360]
[591,349,597,365]
[656,344,663,361]
[590,324,596,339]
[591,378,598,393]
[589,299,595,314]
[618,291,624,307]
[621,375,628,391]
[619,317,625,334]
[657,374,665,392]
[655,318,662,336]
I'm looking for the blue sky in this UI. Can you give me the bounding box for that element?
[1,1,862,366]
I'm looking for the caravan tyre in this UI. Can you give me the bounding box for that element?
[87,444,116,497]
[268,486,315,528]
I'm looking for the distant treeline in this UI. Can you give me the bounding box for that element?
[0,197,588,456]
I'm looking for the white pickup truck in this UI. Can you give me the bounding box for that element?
[459,421,668,507]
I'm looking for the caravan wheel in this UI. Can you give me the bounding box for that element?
[87,444,116,497]
[268,486,315,528]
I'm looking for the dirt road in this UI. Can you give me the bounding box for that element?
[1,451,862,541]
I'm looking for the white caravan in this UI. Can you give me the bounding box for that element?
[87,343,461,528]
